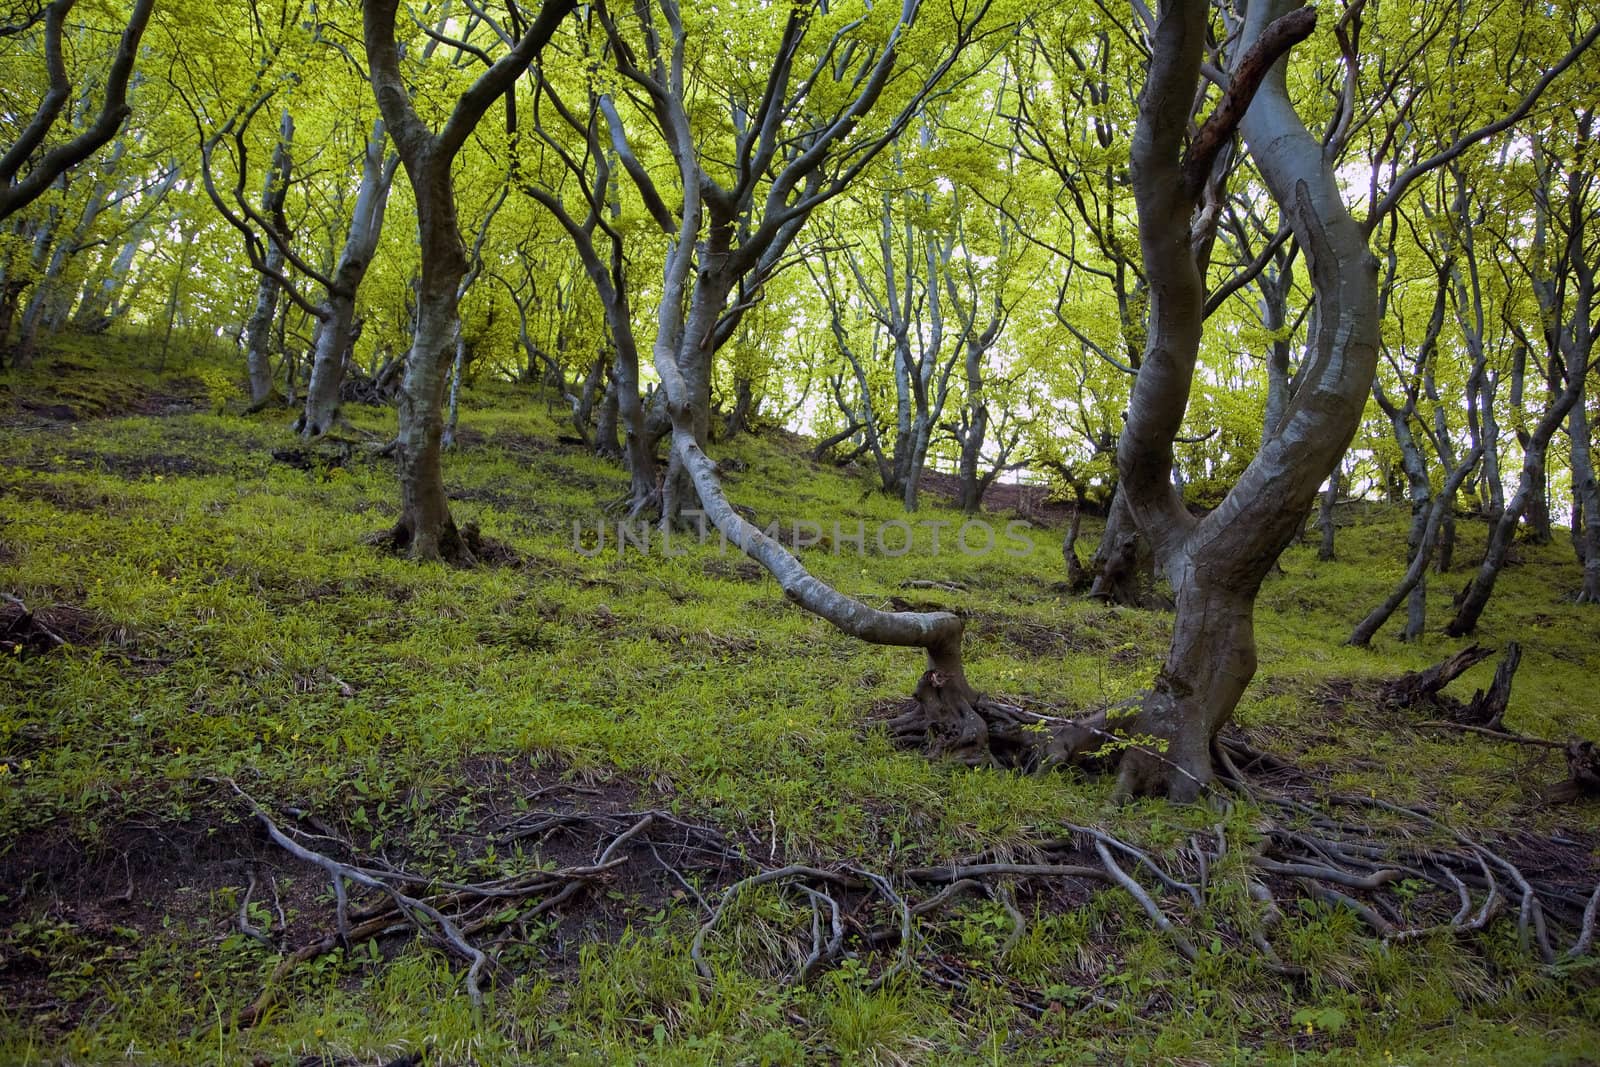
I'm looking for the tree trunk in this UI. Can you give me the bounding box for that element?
[1088,488,1153,606]
[390,253,470,561]
[1115,582,1256,801]
[0,280,24,354]
[22,140,127,352]
[1318,467,1340,561]
[300,121,397,438]
[8,202,58,367]
[573,348,605,442]
[1479,372,1504,523]
[1571,399,1600,603]
[722,373,755,441]
[441,328,466,450]
[1520,430,1553,543]
[1349,446,1482,646]
[241,242,285,409]
[595,375,622,458]
[1111,0,1374,796]
[237,112,295,408]
[1448,386,1583,634]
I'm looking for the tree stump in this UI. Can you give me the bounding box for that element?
[1380,643,1493,709]
[1461,642,1521,729]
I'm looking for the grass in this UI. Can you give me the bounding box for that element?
[0,336,1597,1064]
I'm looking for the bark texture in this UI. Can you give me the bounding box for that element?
[1112,0,1373,798]
[362,0,576,560]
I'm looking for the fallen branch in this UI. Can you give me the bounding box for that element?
[1414,722,1567,749]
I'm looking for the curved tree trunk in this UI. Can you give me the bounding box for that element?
[300,121,398,438]
[595,375,622,458]
[1112,0,1374,797]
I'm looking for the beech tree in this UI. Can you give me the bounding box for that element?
[1448,108,1600,627]
[360,0,576,561]
[0,0,155,222]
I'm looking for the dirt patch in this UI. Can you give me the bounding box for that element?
[967,612,1100,656]
[128,378,208,417]
[461,522,523,567]
[67,448,223,480]
[484,430,589,460]
[0,811,294,1032]
[701,557,767,582]
[0,594,118,657]
[1,762,743,1041]
[0,476,122,513]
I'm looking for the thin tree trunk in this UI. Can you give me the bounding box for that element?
[1521,428,1553,545]
[1089,487,1152,606]
[1570,398,1600,603]
[1318,467,1340,561]
[1448,386,1584,634]
[595,374,621,458]
[300,121,398,438]
[442,329,466,450]
[242,113,293,410]
[1349,446,1482,646]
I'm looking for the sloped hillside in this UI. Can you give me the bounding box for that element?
[1,342,1597,1065]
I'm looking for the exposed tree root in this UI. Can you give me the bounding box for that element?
[364,517,478,567]
[227,723,1598,1028]
[0,592,67,653]
[883,683,1597,970]
[1379,643,1596,803]
[225,782,730,1028]
[1544,741,1600,804]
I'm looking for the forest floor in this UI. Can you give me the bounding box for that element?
[1,337,1597,1065]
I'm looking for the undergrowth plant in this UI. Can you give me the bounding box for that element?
[0,342,1596,1065]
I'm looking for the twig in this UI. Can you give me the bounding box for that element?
[1415,722,1567,749]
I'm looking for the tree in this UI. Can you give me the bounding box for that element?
[1100,0,1368,798]
[585,0,996,524]
[0,0,155,222]
[1448,105,1600,628]
[360,0,576,561]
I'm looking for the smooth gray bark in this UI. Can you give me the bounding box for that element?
[1568,397,1600,602]
[363,0,577,560]
[299,120,399,437]
[242,113,293,410]
[1115,0,1374,798]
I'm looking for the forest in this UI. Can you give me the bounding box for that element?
[1,0,1598,1062]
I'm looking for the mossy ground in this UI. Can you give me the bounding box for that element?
[1,338,1596,1065]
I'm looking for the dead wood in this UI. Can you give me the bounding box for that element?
[1540,741,1600,805]
[1462,641,1520,729]
[1380,643,1493,708]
